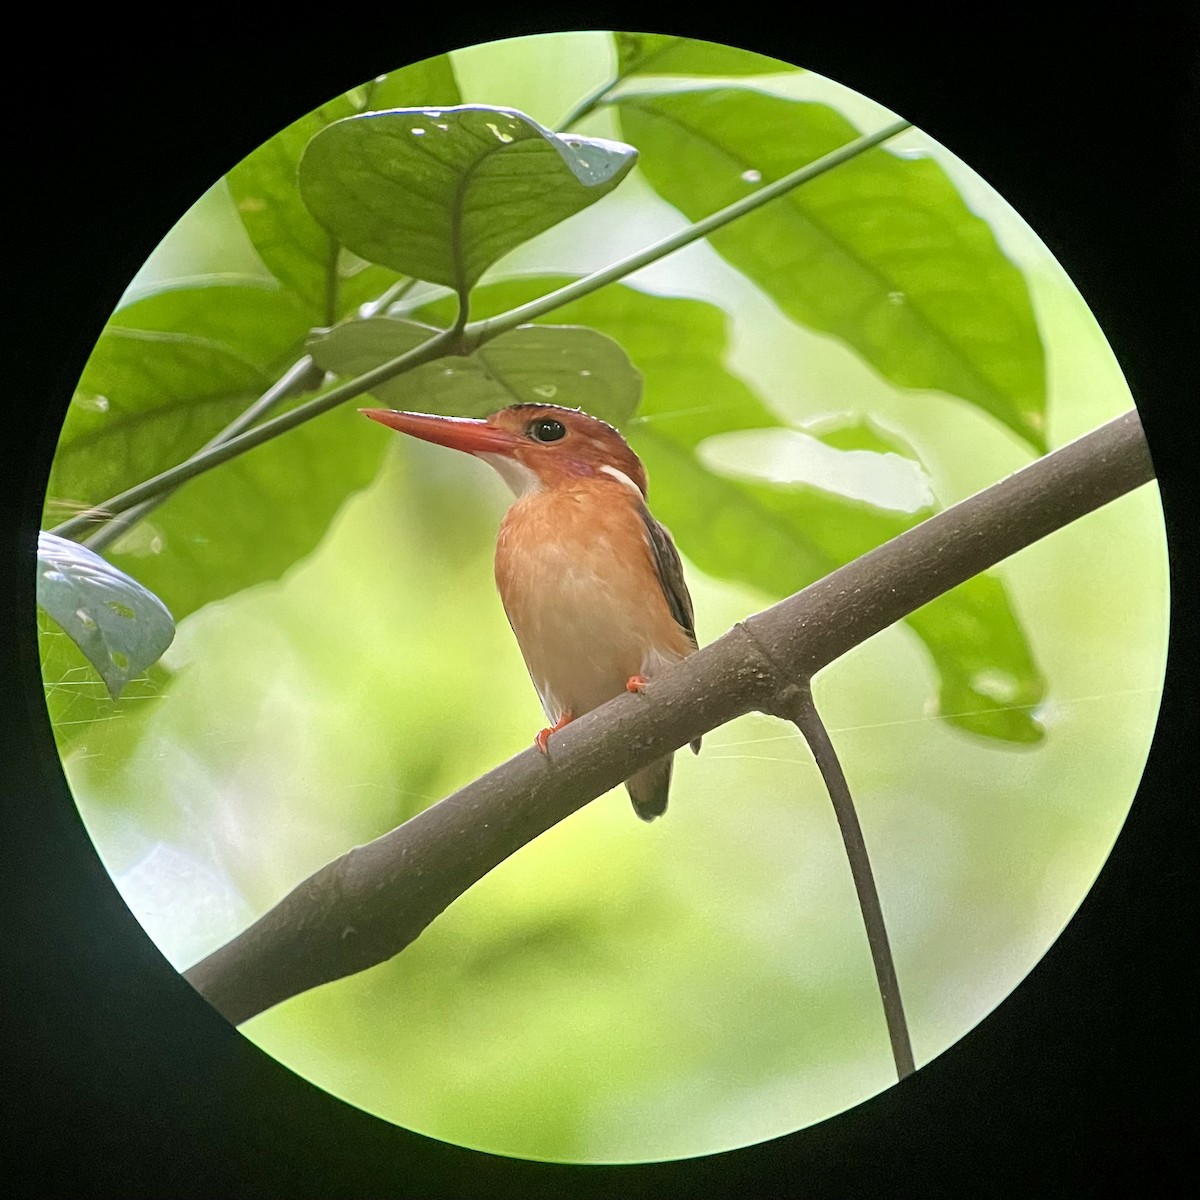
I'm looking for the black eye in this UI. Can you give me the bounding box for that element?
[529,418,566,443]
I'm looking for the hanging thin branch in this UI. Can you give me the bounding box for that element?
[786,684,915,1079]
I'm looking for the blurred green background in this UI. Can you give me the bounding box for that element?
[39,32,1167,1163]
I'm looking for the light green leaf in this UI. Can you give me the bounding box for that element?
[109,276,310,373]
[45,290,387,625]
[617,88,1046,451]
[420,277,1044,743]
[47,325,269,514]
[309,317,642,426]
[37,531,175,700]
[37,607,166,756]
[297,106,637,294]
[99,403,389,626]
[615,32,795,78]
[306,317,437,376]
[227,55,461,320]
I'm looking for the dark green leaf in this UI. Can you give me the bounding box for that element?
[227,55,461,320]
[615,32,794,77]
[617,89,1046,451]
[361,56,462,111]
[309,317,642,426]
[37,532,175,699]
[297,106,637,294]
[420,277,1044,742]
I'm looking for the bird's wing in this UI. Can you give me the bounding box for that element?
[639,507,698,650]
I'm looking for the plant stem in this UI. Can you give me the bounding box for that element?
[788,685,915,1079]
[50,119,910,541]
[557,76,619,131]
[80,277,419,551]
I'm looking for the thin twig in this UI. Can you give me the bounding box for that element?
[83,357,322,552]
[787,684,915,1079]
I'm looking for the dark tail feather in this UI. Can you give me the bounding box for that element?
[626,756,673,822]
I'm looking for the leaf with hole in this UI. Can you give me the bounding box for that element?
[46,286,387,626]
[297,106,637,295]
[36,532,175,699]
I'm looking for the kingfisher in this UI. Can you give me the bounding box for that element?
[362,403,700,821]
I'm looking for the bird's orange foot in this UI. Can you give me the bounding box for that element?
[626,674,650,694]
[535,711,573,754]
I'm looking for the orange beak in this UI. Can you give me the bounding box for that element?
[360,409,522,457]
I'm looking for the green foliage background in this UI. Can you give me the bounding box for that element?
[39,32,1167,1163]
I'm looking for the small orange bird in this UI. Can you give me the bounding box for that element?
[362,403,700,820]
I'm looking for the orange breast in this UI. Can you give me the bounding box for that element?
[494,479,694,722]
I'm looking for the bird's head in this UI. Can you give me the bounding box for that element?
[361,403,647,499]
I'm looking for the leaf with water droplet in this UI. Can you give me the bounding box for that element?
[309,318,641,426]
[36,532,175,700]
[227,54,461,320]
[298,105,637,294]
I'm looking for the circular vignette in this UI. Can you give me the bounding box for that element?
[18,23,1180,1185]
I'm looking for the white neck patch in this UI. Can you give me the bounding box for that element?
[479,453,543,498]
[599,464,642,496]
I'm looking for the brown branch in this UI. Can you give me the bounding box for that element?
[184,409,1155,1026]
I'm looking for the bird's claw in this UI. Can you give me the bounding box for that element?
[626,674,650,694]
[535,711,573,754]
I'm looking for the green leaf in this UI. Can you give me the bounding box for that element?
[227,55,461,320]
[617,88,1047,451]
[306,317,437,377]
[110,276,310,372]
[309,317,642,426]
[98,402,389,626]
[297,106,637,294]
[47,324,270,514]
[46,287,387,625]
[615,32,795,78]
[36,531,175,699]
[419,277,1044,743]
